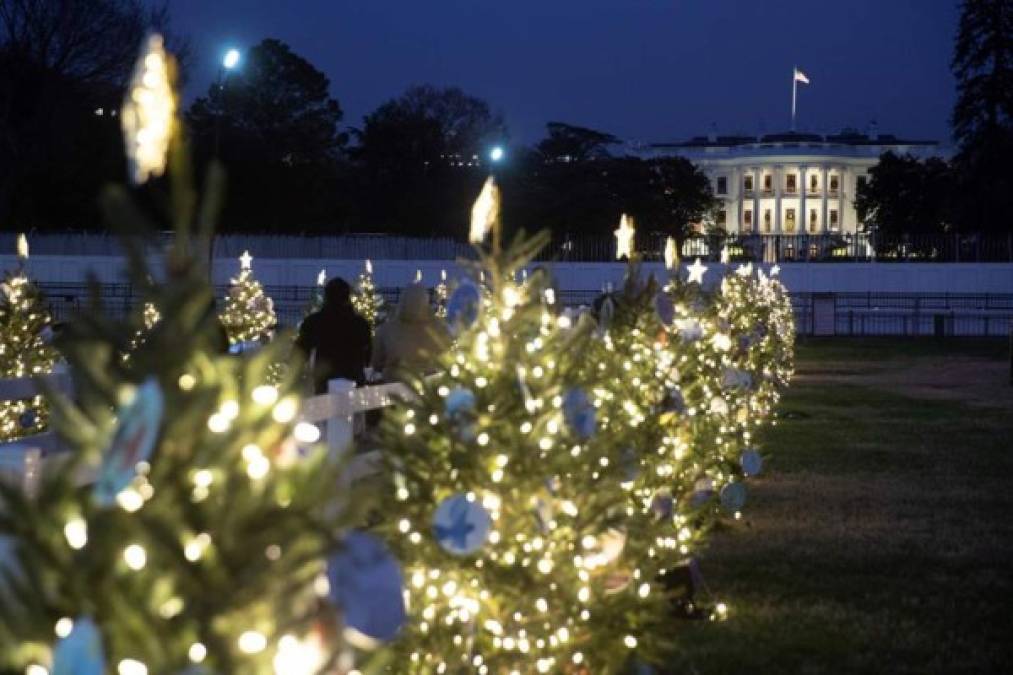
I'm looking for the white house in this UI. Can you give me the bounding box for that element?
[643,131,939,236]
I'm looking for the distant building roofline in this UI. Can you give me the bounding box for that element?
[651,130,938,150]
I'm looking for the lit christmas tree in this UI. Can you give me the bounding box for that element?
[432,269,449,318]
[219,251,276,347]
[0,35,398,675]
[376,183,686,673]
[352,260,384,330]
[0,234,58,441]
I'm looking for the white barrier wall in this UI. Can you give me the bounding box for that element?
[3,255,1013,295]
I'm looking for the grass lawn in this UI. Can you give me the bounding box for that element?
[662,338,1013,674]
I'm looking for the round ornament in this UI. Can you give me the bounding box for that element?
[584,527,626,569]
[653,292,675,326]
[650,491,674,519]
[95,378,163,506]
[444,387,476,417]
[328,531,406,646]
[562,388,596,440]
[674,318,703,342]
[446,280,481,328]
[52,616,105,675]
[18,409,37,429]
[720,482,747,512]
[432,493,491,555]
[740,450,763,477]
[660,387,686,414]
[690,477,714,508]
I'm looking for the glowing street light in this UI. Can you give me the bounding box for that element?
[489,146,505,163]
[223,48,241,70]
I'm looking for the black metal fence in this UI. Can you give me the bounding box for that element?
[37,282,1013,338]
[791,292,1013,337]
[6,231,1013,263]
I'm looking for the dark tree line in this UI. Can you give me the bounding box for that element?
[0,0,186,230]
[858,0,1013,235]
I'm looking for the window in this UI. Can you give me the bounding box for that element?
[743,209,753,230]
[809,208,818,232]
[857,175,868,191]
[744,175,754,192]
[810,174,818,191]
[763,174,773,191]
[717,209,727,226]
[763,209,772,232]
[829,175,840,192]
[786,174,797,193]
[830,209,839,231]
[785,208,797,232]
[716,176,727,194]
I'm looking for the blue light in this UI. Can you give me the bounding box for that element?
[489,146,505,162]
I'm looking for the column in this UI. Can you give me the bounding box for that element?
[774,165,782,233]
[800,164,807,235]
[753,167,760,235]
[821,165,829,233]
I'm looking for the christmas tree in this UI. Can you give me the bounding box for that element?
[375,183,685,673]
[432,269,449,319]
[0,35,396,675]
[351,260,384,330]
[219,251,276,347]
[0,235,58,442]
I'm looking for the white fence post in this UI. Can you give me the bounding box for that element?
[327,378,355,457]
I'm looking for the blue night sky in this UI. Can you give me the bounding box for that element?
[170,0,959,147]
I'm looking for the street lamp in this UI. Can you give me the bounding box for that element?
[223,48,241,71]
[489,145,505,163]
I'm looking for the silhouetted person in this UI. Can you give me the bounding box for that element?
[297,278,371,393]
[372,284,449,381]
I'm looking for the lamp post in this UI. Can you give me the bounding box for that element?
[214,48,241,157]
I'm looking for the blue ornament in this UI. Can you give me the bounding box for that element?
[654,292,675,326]
[720,482,747,512]
[562,388,596,440]
[650,491,673,519]
[18,409,37,429]
[446,280,481,328]
[690,478,714,508]
[433,493,491,555]
[444,387,476,418]
[53,617,105,675]
[228,339,262,354]
[661,387,686,414]
[95,378,163,506]
[740,450,763,477]
[328,531,406,645]
[721,368,753,391]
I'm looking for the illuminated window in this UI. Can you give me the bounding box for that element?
[786,174,797,193]
[829,175,840,192]
[810,174,818,191]
[743,209,753,230]
[763,174,773,191]
[716,177,727,194]
[809,208,818,232]
[785,208,797,232]
[763,209,772,232]
[830,209,839,231]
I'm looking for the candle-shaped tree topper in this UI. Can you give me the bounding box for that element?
[664,236,679,270]
[469,177,500,250]
[16,234,28,261]
[121,34,176,185]
[614,213,636,260]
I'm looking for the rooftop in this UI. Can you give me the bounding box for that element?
[652,130,938,150]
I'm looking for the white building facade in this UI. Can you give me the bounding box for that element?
[645,132,939,236]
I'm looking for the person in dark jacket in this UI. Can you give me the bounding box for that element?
[296,278,371,393]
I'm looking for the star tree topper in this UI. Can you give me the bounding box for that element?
[239,250,253,271]
[686,257,708,284]
[614,213,635,260]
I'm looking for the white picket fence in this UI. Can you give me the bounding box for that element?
[0,374,412,494]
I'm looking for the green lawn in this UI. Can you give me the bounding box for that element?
[662,339,1013,674]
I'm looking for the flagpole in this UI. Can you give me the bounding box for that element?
[791,66,797,131]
